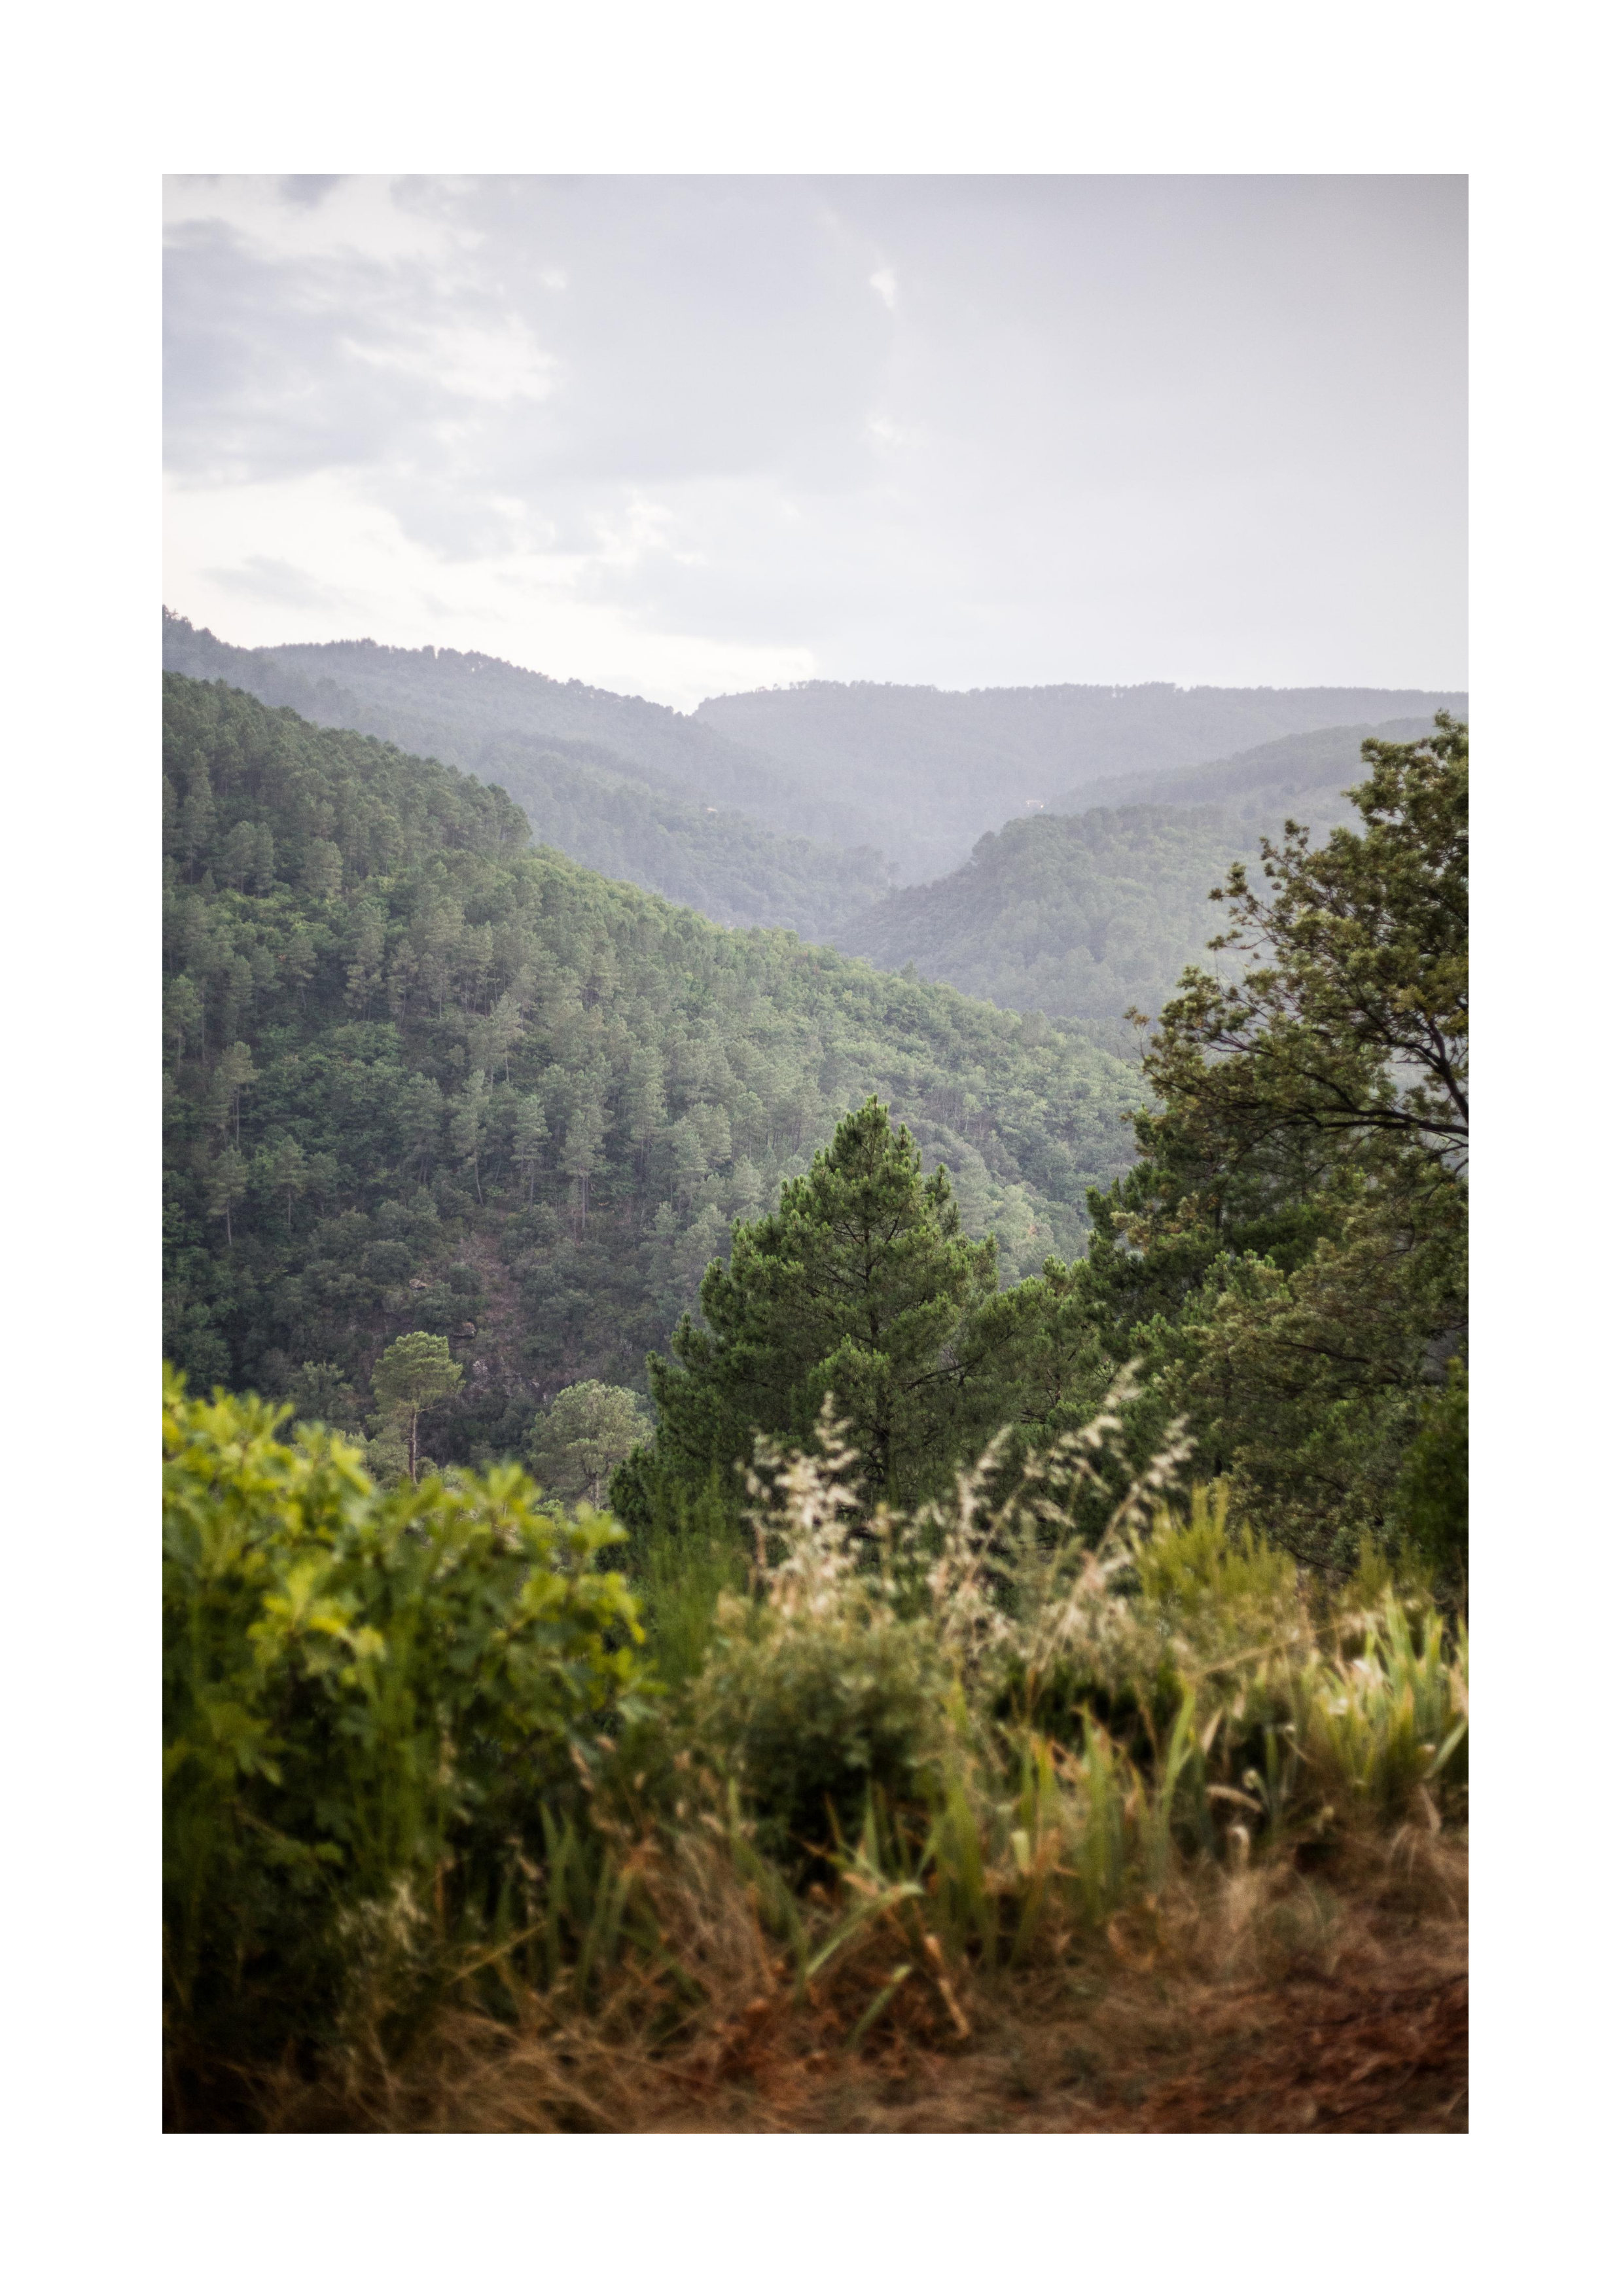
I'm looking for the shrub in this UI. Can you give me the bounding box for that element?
[1291,1596,1468,1825]
[163,1369,652,2089]
[688,1421,947,1863]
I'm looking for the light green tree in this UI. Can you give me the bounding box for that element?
[449,1071,491,1202]
[205,1145,249,1246]
[207,1041,259,1146]
[527,1382,652,1509]
[372,1331,465,1482]
[302,838,344,901]
[263,1136,307,1233]
[164,974,202,1065]
[511,1094,548,1204]
[345,903,387,1015]
[399,1073,444,1185]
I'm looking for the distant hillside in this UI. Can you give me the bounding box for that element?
[696,681,1467,882]
[838,805,1252,1048]
[836,716,1459,1047]
[162,613,888,938]
[163,673,1142,1462]
[1050,717,1442,826]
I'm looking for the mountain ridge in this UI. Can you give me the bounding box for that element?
[697,678,1468,880]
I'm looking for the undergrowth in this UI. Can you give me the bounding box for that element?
[164,1370,1467,2132]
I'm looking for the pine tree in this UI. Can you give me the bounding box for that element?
[372,1331,464,1482]
[623,1098,1006,1515]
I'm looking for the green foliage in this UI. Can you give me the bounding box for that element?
[1074,715,1469,1563]
[1130,1484,1300,1645]
[1292,1599,1469,1827]
[630,1100,1008,1515]
[1396,1357,1468,1577]
[692,1412,1465,1959]
[623,1492,748,1689]
[166,1385,1467,2115]
[695,1599,945,1871]
[687,1420,950,1865]
[1143,714,1468,1175]
[162,1368,650,2081]
[623,1100,1140,1529]
[527,1380,651,1507]
[162,673,1141,1462]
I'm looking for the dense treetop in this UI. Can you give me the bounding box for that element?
[615,1098,1115,1530]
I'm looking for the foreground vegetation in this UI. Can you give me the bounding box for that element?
[164,1372,1465,2132]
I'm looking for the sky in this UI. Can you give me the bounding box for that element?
[164,175,1466,711]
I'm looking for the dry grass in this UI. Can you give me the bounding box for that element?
[250,1827,1466,2136]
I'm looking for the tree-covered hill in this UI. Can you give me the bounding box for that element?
[837,804,1254,1044]
[164,673,1142,1467]
[161,613,889,937]
[696,681,1467,882]
[835,719,1451,1044]
[1049,717,1440,825]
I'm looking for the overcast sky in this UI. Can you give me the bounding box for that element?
[164,175,1465,710]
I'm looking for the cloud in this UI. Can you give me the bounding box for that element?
[164,175,1467,704]
[204,554,362,613]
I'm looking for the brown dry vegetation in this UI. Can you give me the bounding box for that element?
[251,1827,1465,2136]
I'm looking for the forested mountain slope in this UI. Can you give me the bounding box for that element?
[837,805,1252,1043]
[836,717,1454,1041]
[1050,717,1439,825]
[162,613,889,939]
[163,675,1141,1467]
[696,680,1467,881]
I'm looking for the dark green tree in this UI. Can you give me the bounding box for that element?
[1395,1355,1467,1580]
[620,1098,1008,1517]
[1088,715,1468,1562]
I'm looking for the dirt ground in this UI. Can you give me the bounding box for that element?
[620,1929,1468,2135]
[256,1842,1465,2136]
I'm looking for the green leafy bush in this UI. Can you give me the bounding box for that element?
[163,1369,651,2083]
